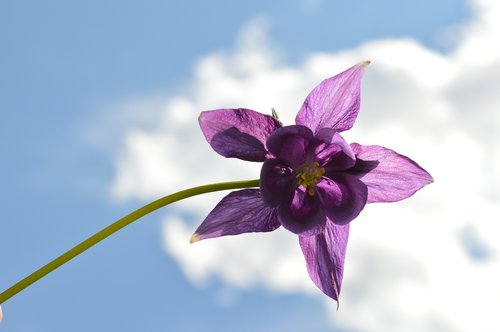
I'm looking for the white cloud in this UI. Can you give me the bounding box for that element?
[110,2,500,332]
[162,216,313,293]
[455,0,500,65]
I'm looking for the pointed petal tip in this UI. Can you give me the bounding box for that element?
[190,233,200,244]
[296,60,370,132]
[424,172,434,184]
[198,111,206,121]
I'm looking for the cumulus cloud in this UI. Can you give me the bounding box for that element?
[111,1,500,331]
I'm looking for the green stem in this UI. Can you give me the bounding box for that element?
[0,179,260,304]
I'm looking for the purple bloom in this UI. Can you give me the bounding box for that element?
[191,62,433,302]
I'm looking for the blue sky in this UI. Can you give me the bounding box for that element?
[3,0,498,331]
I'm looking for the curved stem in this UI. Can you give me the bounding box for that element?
[0,179,260,304]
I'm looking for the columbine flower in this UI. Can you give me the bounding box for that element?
[191,61,433,301]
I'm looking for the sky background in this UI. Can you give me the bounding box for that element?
[1,0,500,331]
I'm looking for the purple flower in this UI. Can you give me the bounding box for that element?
[191,62,433,302]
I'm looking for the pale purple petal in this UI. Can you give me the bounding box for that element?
[266,125,313,165]
[299,221,349,301]
[260,159,296,207]
[296,61,369,133]
[314,128,356,171]
[349,143,433,203]
[278,186,327,236]
[191,189,280,242]
[199,108,282,161]
[315,175,367,225]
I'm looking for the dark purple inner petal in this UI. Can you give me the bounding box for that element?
[314,128,356,171]
[278,186,327,236]
[315,174,367,225]
[266,125,314,165]
[316,144,356,172]
[260,159,296,207]
[313,127,337,143]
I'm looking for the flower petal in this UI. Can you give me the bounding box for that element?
[191,189,280,242]
[199,108,282,161]
[278,186,327,236]
[266,125,313,165]
[349,143,434,203]
[295,61,369,133]
[299,221,349,301]
[314,128,356,171]
[260,159,296,207]
[315,174,367,225]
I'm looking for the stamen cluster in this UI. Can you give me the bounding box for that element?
[296,161,325,196]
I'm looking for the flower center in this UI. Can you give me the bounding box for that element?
[296,161,325,196]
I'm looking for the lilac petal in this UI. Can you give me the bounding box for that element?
[299,221,349,301]
[260,159,296,207]
[349,143,434,203]
[296,61,370,133]
[266,125,313,165]
[315,174,367,225]
[314,128,356,171]
[191,189,280,243]
[278,186,327,236]
[199,108,282,161]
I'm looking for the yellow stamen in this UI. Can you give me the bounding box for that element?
[296,161,325,196]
